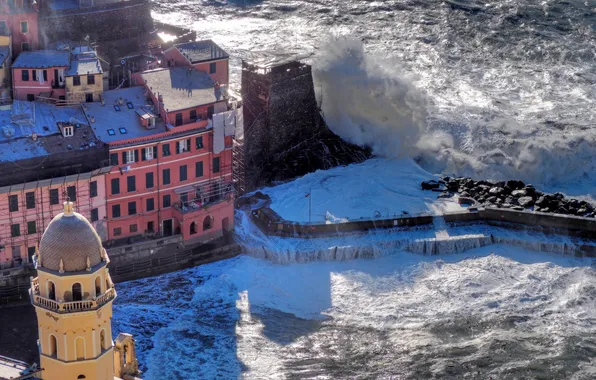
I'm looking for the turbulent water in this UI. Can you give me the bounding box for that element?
[113,247,596,379]
[111,1,596,378]
[152,0,596,191]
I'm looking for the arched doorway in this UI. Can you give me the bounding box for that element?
[190,221,197,235]
[47,281,56,300]
[49,334,57,357]
[95,276,102,297]
[203,215,213,231]
[72,283,82,301]
[75,337,85,360]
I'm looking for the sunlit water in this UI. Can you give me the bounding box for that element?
[113,246,596,379]
[151,0,596,191]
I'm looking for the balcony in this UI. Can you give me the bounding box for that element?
[51,80,65,90]
[173,182,234,216]
[30,277,117,313]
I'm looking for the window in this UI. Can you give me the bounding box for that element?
[213,157,220,173]
[0,21,6,34]
[90,181,97,198]
[110,153,118,165]
[90,208,98,222]
[111,178,120,195]
[162,194,171,208]
[26,94,34,101]
[196,136,203,149]
[130,224,138,233]
[8,195,18,212]
[162,169,170,185]
[125,150,136,164]
[126,101,133,109]
[85,93,93,102]
[146,198,154,211]
[28,246,36,262]
[127,175,136,192]
[162,143,171,157]
[128,201,136,215]
[72,283,82,302]
[27,221,36,234]
[32,70,37,81]
[112,204,121,218]
[119,128,127,134]
[114,105,121,112]
[190,222,197,235]
[67,186,76,201]
[180,165,187,181]
[207,105,214,119]
[176,139,190,154]
[107,129,116,136]
[190,109,197,121]
[63,126,73,137]
[26,192,35,209]
[195,161,204,177]
[73,76,81,86]
[43,70,48,81]
[49,189,59,205]
[175,113,183,126]
[11,224,20,237]
[21,42,29,52]
[145,172,154,189]
[113,227,122,236]
[20,21,27,33]
[87,75,95,85]
[142,146,155,161]
[210,62,216,74]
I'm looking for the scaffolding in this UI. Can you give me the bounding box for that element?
[232,139,246,198]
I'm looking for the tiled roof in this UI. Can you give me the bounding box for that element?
[66,56,103,76]
[12,50,70,69]
[174,40,229,64]
[140,67,223,112]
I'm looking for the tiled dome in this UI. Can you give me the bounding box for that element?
[39,204,103,272]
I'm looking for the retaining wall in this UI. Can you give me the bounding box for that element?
[253,206,596,241]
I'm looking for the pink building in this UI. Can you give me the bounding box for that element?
[0,0,39,57]
[11,50,69,101]
[132,66,228,126]
[162,40,230,86]
[85,86,235,246]
[0,101,109,268]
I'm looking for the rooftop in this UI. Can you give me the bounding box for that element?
[140,67,223,112]
[0,101,99,162]
[0,46,9,67]
[85,86,167,143]
[66,52,103,76]
[174,40,229,64]
[12,50,70,69]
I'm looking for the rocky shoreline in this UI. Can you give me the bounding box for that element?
[422,177,595,218]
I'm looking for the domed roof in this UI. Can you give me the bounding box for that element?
[39,202,104,273]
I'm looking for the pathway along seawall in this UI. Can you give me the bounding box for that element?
[249,206,596,260]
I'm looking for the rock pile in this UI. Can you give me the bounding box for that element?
[421,177,595,218]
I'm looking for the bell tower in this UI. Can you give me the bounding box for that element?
[30,201,122,380]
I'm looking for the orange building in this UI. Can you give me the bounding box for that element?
[85,85,235,246]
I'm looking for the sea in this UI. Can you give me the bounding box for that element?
[112,1,596,379]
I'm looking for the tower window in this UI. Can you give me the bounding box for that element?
[72,283,82,301]
[49,334,57,358]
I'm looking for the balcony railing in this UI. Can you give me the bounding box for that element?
[51,80,65,89]
[173,182,234,215]
[30,277,116,314]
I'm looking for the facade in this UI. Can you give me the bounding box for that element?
[85,86,235,246]
[30,201,139,379]
[11,50,69,101]
[65,46,104,103]
[162,40,230,86]
[0,39,11,103]
[0,101,109,268]
[0,0,39,58]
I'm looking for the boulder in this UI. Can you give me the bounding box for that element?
[511,189,527,198]
[487,196,498,204]
[553,192,565,200]
[489,187,504,195]
[446,180,460,191]
[555,207,569,215]
[535,196,549,208]
[421,180,441,190]
[460,191,470,198]
[506,180,525,190]
[438,191,453,199]
[512,206,524,211]
[518,196,534,208]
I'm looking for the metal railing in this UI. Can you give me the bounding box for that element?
[173,181,234,214]
[31,278,116,313]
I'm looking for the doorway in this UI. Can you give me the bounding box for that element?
[147,221,155,234]
[162,219,173,237]
[85,93,93,102]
